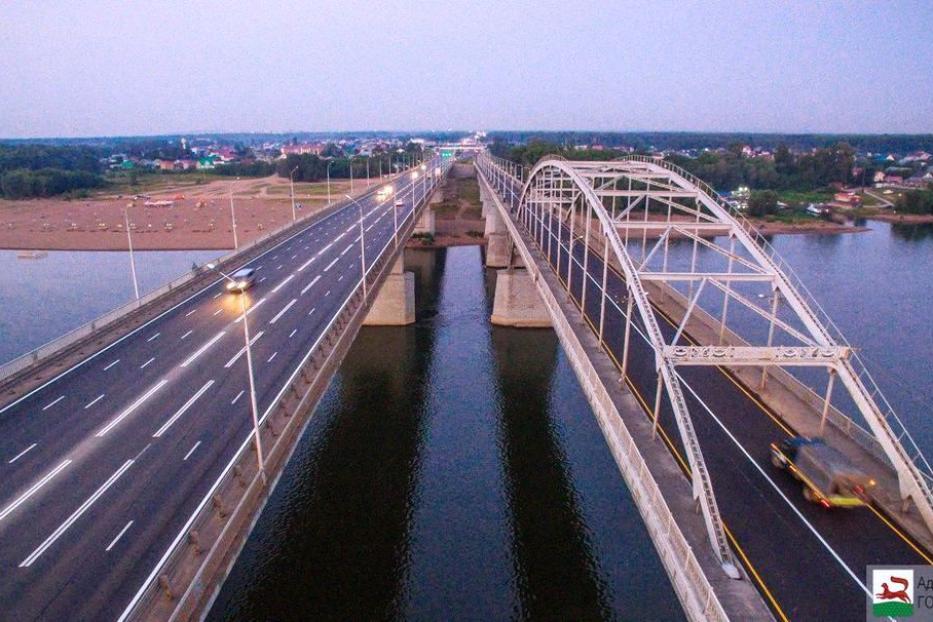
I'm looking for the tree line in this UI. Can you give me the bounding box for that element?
[0,144,105,199]
[216,146,425,183]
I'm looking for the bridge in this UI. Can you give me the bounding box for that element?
[0,157,449,621]
[476,153,933,620]
[1,149,931,621]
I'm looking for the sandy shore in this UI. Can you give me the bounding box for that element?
[0,175,375,251]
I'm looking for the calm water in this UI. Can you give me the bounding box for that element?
[207,246,684,620]
[0,249,221,364]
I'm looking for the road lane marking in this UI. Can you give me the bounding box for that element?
[324,258,339,271]
[267,351,278,363]
[212,292,222,299]
[338,275,344,282]
[103,359,120,371]
[97,380,169,437]
[259,276,267,283]
[180,330,193,340]
[20,459,134,567]
[8,443,37,464]
[308,307,316,316]
[234,298,266,323]
[146,332,160,342]
[288,328,297,339]
[224,331,264,368]
[140,357,155,369]
[340,244,353,256]
[183,441,202,462]
[181,331,225,367]
[153,380,215,438]
[231,390,245,405]
[366,223,375,231]
[0,459,72,521]
[324,290,331,297]
[300,275,320,295]
[42,395,65,411]
[297,255,316,272]
[212,308,223,316]
[185,309,197,317]
[84,394,105,409]
[276,264,283,270]
[269,299,297,324]
[106,520,134,552]
[271,274,294,293]
[291,254,297,260]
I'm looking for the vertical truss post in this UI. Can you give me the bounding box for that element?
[567,193,576,296]
[718,236,736,344]
[652,371,665,439]
[621,293,634,379]
[759,289,781,389]
[819,369,837,435]
[581,200,592,313]
[598,230,609,347]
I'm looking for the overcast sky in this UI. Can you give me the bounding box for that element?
[1,0,931,138]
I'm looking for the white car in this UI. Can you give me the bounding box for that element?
[226,268,256,292]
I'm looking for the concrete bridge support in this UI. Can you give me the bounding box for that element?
[414,208,435,236]
[364,254,415,326]
[483,196,515,268]
[490,269,551,328]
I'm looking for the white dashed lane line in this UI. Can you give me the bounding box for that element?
[42,396,65,411]
[84,394,105,409]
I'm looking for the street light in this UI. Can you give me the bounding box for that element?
[289,165,299,222]
[344,194,369,299]
[124,206,140,300]
[348,155,357,194]
[326,160,334,206]
[229,178,239,249]
[205,262,266,484]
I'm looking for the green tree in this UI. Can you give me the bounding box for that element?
[747,190,779,217]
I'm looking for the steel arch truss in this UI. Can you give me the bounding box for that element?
[481,153,933,564]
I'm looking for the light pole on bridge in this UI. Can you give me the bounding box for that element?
[123,206,140,300]
[205,263,267,485]
[344,194,369,300]
[289,165,299,222]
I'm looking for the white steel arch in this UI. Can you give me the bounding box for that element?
[481,151,933,568]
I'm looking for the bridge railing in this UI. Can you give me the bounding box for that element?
[0,173,412,389]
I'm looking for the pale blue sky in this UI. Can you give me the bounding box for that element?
[1,0,931,137]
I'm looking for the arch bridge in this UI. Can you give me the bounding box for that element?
[477,152,933,621]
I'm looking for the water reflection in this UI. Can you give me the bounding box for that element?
[891,222,933,241]
[489,312,611,619]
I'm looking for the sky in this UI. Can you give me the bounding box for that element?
[1,0,931,138]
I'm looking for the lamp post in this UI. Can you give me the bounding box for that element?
[365,156,370,187]
[344,195,368,299]
[229,179,239,249]
[205,262,266,484]
[124,206,140,300]
[289,165,299,222]
[326,160,334,205]
[349,155,356,194]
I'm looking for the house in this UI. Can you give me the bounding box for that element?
[197,156,217,170]
[176,159,197,171]
[157,159,176,172]
[833,192,861,207]
[884,174,904,185]
[873,171,886,184]
[280,143,324,156]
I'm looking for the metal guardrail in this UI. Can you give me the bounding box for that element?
[119,159,451,622]
[0,174,411,387]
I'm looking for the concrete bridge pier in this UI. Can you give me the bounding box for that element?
[483,198,517,268]
[414,207,436,235]
[490,268,551,328]
[364,254,415,326]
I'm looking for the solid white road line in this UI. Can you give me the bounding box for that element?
[103,359,120,371]
[180,330,193,341]
[269,299,297,325]
[8,443,37,464]
[181,332,225,368]
[152,380,214,438]
[267,351,278,363]
[0,459,72,521]
[271,274,294,293]
[20,459,134,567]
[183,441,202,462]
[106,520,134,552]
[146,332,160,342]
[96,380,168,437]
[324,257,339,271]
[84,394,105,409]
[224,331,264,368]
[42,396,65,411]
[139,357,155,370]
[300,275,320,295]
[231,390,245,405]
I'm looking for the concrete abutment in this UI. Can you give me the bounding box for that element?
[363,255,415,326]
